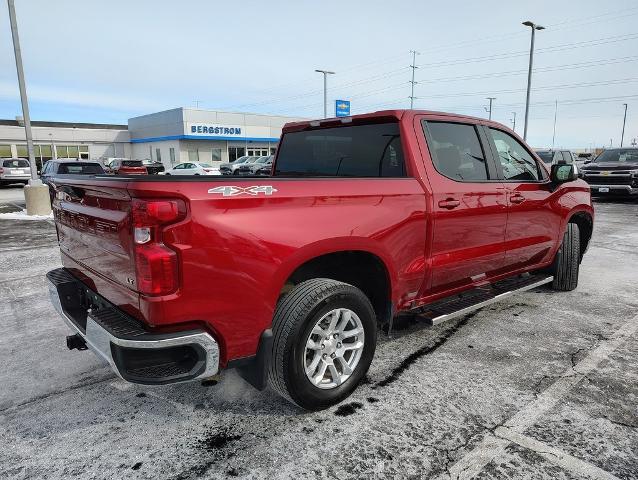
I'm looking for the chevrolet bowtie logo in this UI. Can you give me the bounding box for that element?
[207,185,278,197]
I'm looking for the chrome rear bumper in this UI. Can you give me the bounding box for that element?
[47,268,219,385]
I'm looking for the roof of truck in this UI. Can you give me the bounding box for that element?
[281,109,492,133]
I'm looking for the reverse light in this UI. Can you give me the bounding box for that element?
[131,199,186,296]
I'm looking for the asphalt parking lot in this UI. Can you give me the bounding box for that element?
[0,185,636,479]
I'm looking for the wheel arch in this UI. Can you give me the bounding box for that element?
[566,209,593,260]
[272,239,396,326]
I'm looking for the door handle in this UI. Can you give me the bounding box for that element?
[510,193,526,204]
[438,198,460,209]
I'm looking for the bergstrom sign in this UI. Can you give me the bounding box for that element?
[189,124,243,136]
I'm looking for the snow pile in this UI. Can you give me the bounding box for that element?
[0,209,53,220]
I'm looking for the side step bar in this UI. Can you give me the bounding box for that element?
[412,273,553,326]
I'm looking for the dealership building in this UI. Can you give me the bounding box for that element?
[0,107,304,170]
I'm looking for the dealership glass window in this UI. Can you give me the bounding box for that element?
[270,147,277,155]
[67,146,79,158]
[211,148,222,163]
[188,150,199,162]
[169,147,176,165]
[156,148,162,163]
[17,144,28,157]
[56,145,68,158]
[0,145,11,157]
[228,146,245,162]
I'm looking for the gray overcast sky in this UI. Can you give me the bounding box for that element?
[1,0,637,148]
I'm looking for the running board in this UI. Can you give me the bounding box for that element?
[412,273,553,326]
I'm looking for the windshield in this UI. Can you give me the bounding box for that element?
[58,163,104,174]
[535,151,554,164]
[594,149,638,163]
[3,159,29,168]
[234,157,248,164]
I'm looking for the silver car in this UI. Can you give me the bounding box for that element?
[0,158,31,186]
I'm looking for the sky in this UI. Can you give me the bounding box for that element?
[0,0,637,149]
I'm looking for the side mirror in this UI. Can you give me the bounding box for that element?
[551,163,577,183]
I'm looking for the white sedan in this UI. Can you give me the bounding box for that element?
[164,162,219,175]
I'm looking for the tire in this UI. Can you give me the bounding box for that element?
[165,173,171,176]
[551,223,580,291]
[233,170,240,175]
[268,278,376,410]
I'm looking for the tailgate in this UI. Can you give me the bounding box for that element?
[52,179,136,291]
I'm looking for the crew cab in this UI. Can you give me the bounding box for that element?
[580,148,638,196]
[47,110,593,410]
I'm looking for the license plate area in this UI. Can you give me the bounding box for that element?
[598,187,610,193]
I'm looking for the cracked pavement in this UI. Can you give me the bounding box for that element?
[0,186,636,479]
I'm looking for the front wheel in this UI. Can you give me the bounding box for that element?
[268,279,376,410]
[551,223,580,291]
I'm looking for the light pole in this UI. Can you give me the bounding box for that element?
[511,112,517,131]
[522,20,545,141]
[621,103,628,147]
[409,50,419,109]
[315,69,335,118]
[7,0,50,215]
[486,97,496,120]
[551,100,558,150]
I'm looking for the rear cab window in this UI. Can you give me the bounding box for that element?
[275,122,406,177]
[122,160,143,167]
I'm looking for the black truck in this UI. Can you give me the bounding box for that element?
[580,148,638,196]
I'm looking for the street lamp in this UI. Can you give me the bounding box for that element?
[522,20,545,141]
[315,69,335,118]
[621,103,628,147]
[486,97,496,120]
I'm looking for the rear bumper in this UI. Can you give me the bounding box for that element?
[587,184,638,195]
[0,175,30,182]
[47,268,220,385]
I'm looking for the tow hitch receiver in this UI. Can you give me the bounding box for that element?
[66,333,88,351]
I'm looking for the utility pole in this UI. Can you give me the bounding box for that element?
[315,69,335,118]
[620,103,628,147]
[511,112,517,131]
[551,100,558,150]
[409,50,419,109]
[192,100,203,108]
[486,97,496,120]
[522,21,545,141]
[7,0,50,215]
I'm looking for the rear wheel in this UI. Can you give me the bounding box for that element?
[268,278,376,410]
[551,223,580,291]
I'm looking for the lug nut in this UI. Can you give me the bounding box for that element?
[333,333,339,339]
[322,353,327,359]
[337,342,342,348]
[330,353,336,359]
[321,343,325,349]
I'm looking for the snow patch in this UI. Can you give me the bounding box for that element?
[0,209,53,220]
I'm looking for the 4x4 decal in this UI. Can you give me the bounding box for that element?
[207,185,278,197]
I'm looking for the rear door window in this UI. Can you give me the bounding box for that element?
[489,128,543,181]
[275,122,406,177]
[422,121,489,181]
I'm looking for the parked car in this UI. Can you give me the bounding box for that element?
[142,159,165,175]
[580,148,638,196]
[107,159,147,175]
[254,156,274,176]
[219,156,257,175]
[575,153,594,169]
[103,157,129,174]
[41,160,104,184]
[535,150,576,165]
[245,155,274,174]
[47,109,592,410]
[0,158,31,185]
[164,162,217,175]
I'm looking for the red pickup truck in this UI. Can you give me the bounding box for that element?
[47,110,593,410]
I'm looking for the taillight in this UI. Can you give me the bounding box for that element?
[131,199,186,296]
[0,167,4,174]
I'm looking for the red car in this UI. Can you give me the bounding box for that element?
[107,158,147,175]
[47,110,593,410]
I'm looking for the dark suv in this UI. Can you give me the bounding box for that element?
[580,148,638,196]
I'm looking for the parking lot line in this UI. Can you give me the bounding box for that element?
[446,313,638,480]
[494,427,623,480]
